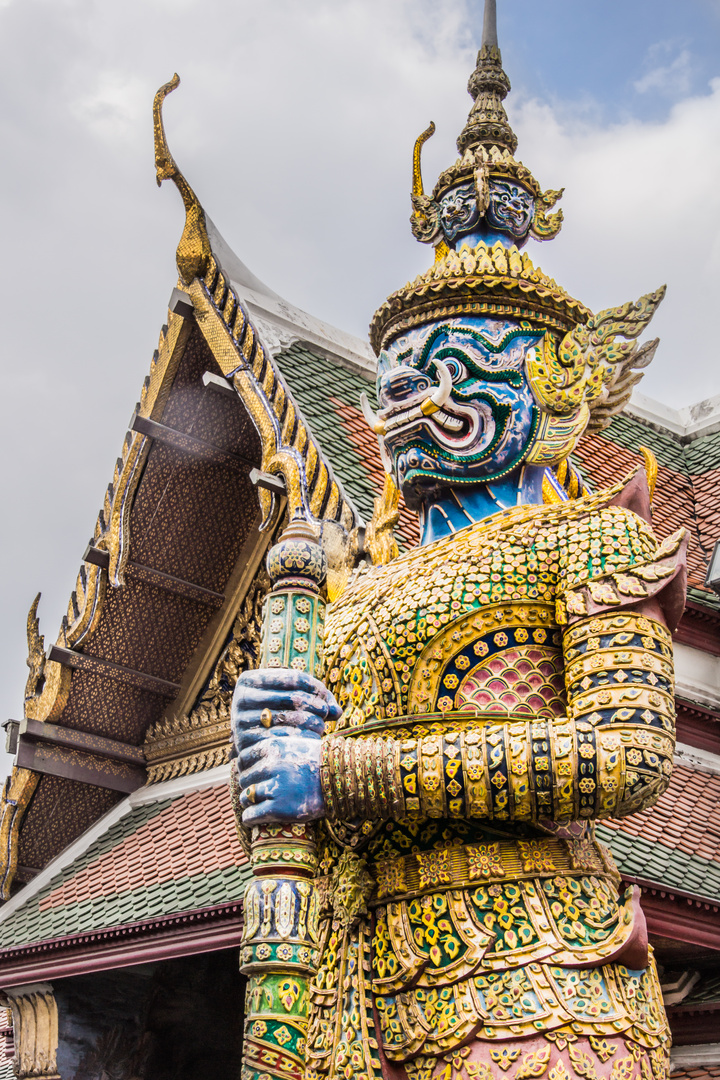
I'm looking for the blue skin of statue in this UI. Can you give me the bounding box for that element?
[232,669,341,826]
[232,314,548,824]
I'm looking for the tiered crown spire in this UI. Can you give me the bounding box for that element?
[457,0,517,157]
[377,0,567,352]
[407,0,563,260]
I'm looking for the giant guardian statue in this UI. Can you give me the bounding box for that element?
[232,4,687,1078]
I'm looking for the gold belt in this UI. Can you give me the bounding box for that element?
[370,835,619,904]
[331,709,553,737]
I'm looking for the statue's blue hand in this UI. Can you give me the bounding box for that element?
[231,669,341,825]
[231,669,340,743]
[234,733,324,825]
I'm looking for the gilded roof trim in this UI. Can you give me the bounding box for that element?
[0,307,195,899]
[0,79,368,899]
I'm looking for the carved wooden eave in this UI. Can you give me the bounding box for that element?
[0,78,365,900]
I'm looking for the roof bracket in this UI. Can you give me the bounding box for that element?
[48,644,180,699]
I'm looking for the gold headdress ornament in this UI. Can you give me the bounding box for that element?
[407,0,564,261]
[371,0,666,461]
[373,0,571,356]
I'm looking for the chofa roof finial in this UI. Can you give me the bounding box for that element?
[153,74,212,285]
[457,0,517,156]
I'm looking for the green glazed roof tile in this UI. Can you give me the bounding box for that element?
[597,824,720,903]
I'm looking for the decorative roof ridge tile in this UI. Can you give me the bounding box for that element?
[628,390,720,443]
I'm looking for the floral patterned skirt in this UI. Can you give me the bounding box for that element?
[305,851,670,1080]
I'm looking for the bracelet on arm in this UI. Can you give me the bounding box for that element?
[321,735,402,820]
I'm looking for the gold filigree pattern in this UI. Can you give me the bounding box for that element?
[310,468,681,1077]
[370,240,592,354]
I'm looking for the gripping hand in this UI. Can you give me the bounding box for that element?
[231,669,341,826]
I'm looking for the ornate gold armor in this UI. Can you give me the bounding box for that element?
[308,481,686,1080]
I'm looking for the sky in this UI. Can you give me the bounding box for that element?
[1,0,719,778]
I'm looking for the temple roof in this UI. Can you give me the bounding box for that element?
[2,308,269,890]
[3,220,719,893]
[0,765,247,981]
[0,248,717,1007]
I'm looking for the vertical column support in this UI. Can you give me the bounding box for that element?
[4,983,60,1080]
[238,515,327,1080]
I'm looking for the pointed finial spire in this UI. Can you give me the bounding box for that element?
[457,0,517,157]
[482,0,498,48]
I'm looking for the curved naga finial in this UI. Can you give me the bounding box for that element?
[24,592,45,706]
[409,122,445,251]
[412,121,435,202]
[153,74,211,285]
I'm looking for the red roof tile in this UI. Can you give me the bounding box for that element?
[38,785,244,912]
[330,397,419,549]
[602,765,720,864]
[574,433,720,594]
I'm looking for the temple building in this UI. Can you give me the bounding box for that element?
[0,38,719,1080]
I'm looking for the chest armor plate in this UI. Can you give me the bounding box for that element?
[323,505,569,735]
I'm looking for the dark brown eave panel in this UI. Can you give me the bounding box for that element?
[676,699,720,755]
[675,600,720,657]
[16,741,145,794]
[15,318,266,877]
[0,902,244,985]
[19,719,145,765]
[131,413,257,472]
[84,547,225,609]
[15,718,146,794]
[48,645,181,699]
[668,1008,720,1045]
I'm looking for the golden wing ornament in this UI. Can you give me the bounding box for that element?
[527,286,665,428]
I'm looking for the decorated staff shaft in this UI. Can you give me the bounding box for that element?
[239,517,327,1080]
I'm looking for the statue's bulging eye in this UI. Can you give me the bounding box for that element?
[437,358,466,382]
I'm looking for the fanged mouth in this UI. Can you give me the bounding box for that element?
[381,399,478,448]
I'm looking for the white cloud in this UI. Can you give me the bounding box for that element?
[71,71,149,142]
[634,42,693,96]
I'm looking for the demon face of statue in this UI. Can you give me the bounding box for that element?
[438,182,481,242]
[435,177,536,249]
[486,179,535,239]
[372,317,544,506]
